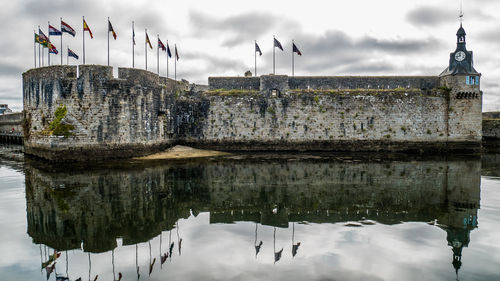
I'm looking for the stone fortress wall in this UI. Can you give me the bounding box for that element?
[23,65,482,161]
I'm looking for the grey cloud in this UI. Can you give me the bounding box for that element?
[190,10,275,36]
[407,6,495,28]
[189,10,300,47]
[479,27,500,44]
[406,6,455,27]
[22,0,88,17]
[0,63,25,77]
[275,30,441,75]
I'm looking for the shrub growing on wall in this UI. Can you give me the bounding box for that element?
[48,105,75,137]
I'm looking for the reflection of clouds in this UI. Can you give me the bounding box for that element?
[1,164,500,280]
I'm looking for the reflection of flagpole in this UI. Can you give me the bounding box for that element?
[273,227,276,263]
[136,244,140,280]
[65,250,69,278]
[88,253,91,281]
[159,233,163,269]
[112,249,115,281]
[39,245,43,272]
[176,221,181,256]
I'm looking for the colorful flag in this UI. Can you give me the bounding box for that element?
[166,43,172,58]
[175,45,179,61]
[292,43,302,56]
[34,33,41,44]
[68,48,79,59]
[49,43,58,54]
[146,32,152,49]
[83,19,93,39]
[38,28,49,47]
[49,25,62,36]
[108,20,117,40]
[158,38,166,51]
[274,38,283,51]
[255,42,262,56]
[61,20,76,36]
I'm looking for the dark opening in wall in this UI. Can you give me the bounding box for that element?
[456,92,479,99]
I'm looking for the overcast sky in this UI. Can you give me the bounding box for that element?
[1,0,499,111]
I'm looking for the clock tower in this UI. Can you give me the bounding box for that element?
[439,22,482,143]
[440,24,479,76]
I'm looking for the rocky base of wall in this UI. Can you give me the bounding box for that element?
[179,140,482,154]
[24,141,175,162]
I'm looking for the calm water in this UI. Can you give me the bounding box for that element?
[1,146,500,281]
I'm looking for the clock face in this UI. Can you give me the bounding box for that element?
[455,51,466,62]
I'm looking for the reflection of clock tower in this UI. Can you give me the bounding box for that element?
[439,23,482,143]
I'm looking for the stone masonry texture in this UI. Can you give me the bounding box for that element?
[23,66,483,161]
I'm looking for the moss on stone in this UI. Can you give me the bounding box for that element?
[204,89,259,96]
[46,105,75,137]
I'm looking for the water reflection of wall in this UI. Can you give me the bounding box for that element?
[25,158,480,255]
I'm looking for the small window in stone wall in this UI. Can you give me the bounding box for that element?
[270,89,280,97]
[466,76,479,86]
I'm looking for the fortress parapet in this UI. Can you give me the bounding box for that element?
[209,75,440,93]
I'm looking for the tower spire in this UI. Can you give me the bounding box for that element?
[459,0,464,25]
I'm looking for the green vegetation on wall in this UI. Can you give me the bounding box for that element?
[45,105,75,137]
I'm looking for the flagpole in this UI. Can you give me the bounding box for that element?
[273,35,275,75]
[38,26,41,67]
[166,41,169,78]
[60,18,63,65]
[67,46,69,65]
[292,39,294,77]
[48,21,50,66]
[83,16,85,64]
[34,30,37,68]
[254,40,257,76]
[41,25,44,67]
[145,29,147,71]
[174,44,177,81]
[157,34,159,75]
[107,17,110,66]
[132,21,135,68]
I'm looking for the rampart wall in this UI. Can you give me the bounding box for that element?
[23,66,483,161]
[209,76,440,91]
[23,65,186,161]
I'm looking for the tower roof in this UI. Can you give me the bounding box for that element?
[457,24,466,36]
